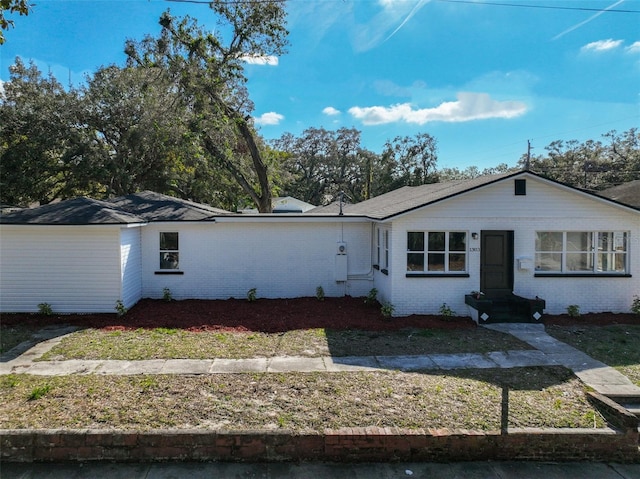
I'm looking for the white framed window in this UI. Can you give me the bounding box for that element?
[407,231,467,273]
[384,230,389,270]
[159,232,179,270]
[535,231,628,274]
[376,228,381,266]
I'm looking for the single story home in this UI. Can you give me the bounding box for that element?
[1,171,638,321]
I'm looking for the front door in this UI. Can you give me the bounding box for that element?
[480,230,514,298]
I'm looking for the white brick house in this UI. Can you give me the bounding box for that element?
[1,172,638,319]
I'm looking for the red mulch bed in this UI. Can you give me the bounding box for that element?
[2,297,637,333]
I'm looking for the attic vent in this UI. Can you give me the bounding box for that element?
[514,179,526,196]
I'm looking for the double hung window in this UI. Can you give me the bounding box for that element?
[159,232,179,270]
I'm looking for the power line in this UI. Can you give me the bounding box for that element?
[436,0,640,14]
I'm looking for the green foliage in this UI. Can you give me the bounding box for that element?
[37,302,52,316]
[0,0,31,44]
[247,288,257,302]
[439,303,455,317]
[518,128,640,191]
[380,302,395,318]
[115,300,127,317]
[567,304,580,318]
[364,288,378,306]
[162,287,173,302]
[631,295,640,315]
[28,384,51,401]
[315,286,325,301]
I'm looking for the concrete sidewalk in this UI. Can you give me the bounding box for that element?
[2,323,640,399]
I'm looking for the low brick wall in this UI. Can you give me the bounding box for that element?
[1,426,638,463]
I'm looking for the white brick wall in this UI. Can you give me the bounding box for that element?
[387,176,639,316]
[140,220,373,301]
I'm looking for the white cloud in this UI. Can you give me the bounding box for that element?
[626,41,640,54]
[254,112,284,126]
[322,106,341,116]
[241,55,279,66]
[348,92,527,125]
[581,39,623,53]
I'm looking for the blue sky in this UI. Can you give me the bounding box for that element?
[1,0,639,170]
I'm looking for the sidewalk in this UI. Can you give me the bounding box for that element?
[2,323,640,399]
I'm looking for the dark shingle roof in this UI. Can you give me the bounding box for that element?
[597,180,640,208]
[0,191,232,225]
[109,191,230,221]
[0,197,144,225]
[310,173,513,220]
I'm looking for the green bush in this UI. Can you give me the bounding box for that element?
[37,302,53,316]
[439,303,455,317]
[315,286,325,301]
[631,295,640,315]
[381,302,394,318]
[365,288,378,306]
[247,288,257,302]
[567,304,580,318]
[115,300,128,317]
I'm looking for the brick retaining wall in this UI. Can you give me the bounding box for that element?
[2,392,638,463]
[1,426,638,463]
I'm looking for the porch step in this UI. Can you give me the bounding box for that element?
[605,394,640,418]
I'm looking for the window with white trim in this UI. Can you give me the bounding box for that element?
[376,228,381,266]
[407,231,467,273]
[384,230,389,270]
[159,232,179,270]
[535,231,628,274]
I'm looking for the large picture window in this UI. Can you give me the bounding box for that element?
[407,231,467,273]
[535,231,628,274]
[159,232,179,270]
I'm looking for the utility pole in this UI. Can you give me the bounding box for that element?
[525,140,532,171]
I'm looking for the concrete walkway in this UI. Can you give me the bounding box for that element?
[1,323,640,399]
[485,323,640,397]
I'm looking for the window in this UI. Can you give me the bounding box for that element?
[407,231,467,273]
[384,230,389,270]
[376,228,381,266]
[159,232,179,270]
[535,231,628,274]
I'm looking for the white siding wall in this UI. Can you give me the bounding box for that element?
[388,176,640,316]
[0,226,123,313]
[140,220,374,300]
[120,227,142,309]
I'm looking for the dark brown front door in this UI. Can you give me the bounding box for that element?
[480,230,514,298]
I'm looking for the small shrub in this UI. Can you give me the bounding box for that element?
[37,302,53,316]
[247,288,257,302]
[365,288,378,306]
[315,286,325,301]
[381,302,395,318]
[439,303,455,317]
[162,287,173,302]
[115,300,127,317]
[631,295,640,315]
[567,304,580,318]
[28,384,51,401]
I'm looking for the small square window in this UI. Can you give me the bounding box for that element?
[515,179,526,195]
